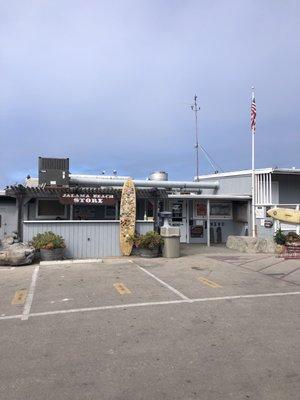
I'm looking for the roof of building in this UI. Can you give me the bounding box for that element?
[168,194,251,200]
[5,185,169,199]
[196,167,300,180]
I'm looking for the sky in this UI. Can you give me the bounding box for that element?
[0,0,299,186]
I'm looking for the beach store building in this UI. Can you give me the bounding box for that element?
[2,158,300,258]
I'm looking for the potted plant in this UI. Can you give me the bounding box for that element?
[127,233,141,256]
[129,231,163,258]
[273,229,286,254]
[31,231,66,261]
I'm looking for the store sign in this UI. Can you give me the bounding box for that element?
[59,193,115,206]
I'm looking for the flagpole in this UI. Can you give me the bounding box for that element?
[251,86,256,237]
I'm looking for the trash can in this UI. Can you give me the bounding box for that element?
[161,226,180,258]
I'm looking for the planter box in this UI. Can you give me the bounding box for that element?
[131,247,141,256]
[40,248,64,261]
[139,248,159,258]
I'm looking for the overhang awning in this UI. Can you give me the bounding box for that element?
[168,194,251,200]
[5,185,169,199]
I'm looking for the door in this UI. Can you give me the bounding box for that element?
[0,205,17,239]
[169,200,188,243]
[271,181,279,204]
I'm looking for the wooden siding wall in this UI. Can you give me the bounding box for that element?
[23,221,154,258]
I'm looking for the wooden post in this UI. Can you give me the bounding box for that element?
[16,195,24,242]
[207,199,210,247]
[152,191,159,232]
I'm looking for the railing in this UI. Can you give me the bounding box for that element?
[23,220,154,258]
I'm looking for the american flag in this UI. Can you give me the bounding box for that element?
[251,93,256,133]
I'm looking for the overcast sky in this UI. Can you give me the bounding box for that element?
[0,0,299,186]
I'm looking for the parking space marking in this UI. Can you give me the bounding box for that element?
[11,289,27,305]
[0,291,299,322]
[113,283,131,295]
[21,265,40,321]
[198,276,222,288]
[131,261,191,301]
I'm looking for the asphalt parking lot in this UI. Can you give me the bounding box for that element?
[1,248,299,400]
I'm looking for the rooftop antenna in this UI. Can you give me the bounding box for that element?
[191,94,200,181]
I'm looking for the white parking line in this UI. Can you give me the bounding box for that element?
[1,290,299,322]
[21,265,40,320]
[0,314,23,320]
[131,260,191,301]
[192,291,300,302]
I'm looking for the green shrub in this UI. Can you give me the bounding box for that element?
[128,231,163,250]
[274,229,286,245]
[31,231,65,250]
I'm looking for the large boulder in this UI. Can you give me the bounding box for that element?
[0,237,35,266]
[226,235,276,254]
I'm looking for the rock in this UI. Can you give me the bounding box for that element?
[2,237,14,246]
[265,238,276,253]
[275,244,285,254]
[0,237,35,266]
[226,235,276,254]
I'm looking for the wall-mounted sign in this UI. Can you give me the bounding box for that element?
[194,201,207,218]
[190,225,204,238]
[264,220,273,228]
[59,193,115,206]
[255,206,266,219]
[280,222,297,231]
[171,202,183,222]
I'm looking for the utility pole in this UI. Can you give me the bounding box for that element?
[251,86,257,237]
[191,94,200,181]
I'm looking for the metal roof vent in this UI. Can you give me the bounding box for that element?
[148,171,168,181]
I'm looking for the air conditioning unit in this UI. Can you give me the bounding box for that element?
[38,157,70,187]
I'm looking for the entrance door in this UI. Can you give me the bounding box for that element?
[0,205,17,239]
[169,200,188,243]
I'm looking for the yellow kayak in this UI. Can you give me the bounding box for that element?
[267,208,300,224]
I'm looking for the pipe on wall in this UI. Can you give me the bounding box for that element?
[70,174,219,190]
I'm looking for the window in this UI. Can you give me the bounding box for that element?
[105,205,116,219]
[172,202,183,222]
[210,202,232,219]
[37,200,67,219]
[193,201,233,219]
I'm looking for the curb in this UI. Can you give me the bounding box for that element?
[40,258,103,266]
